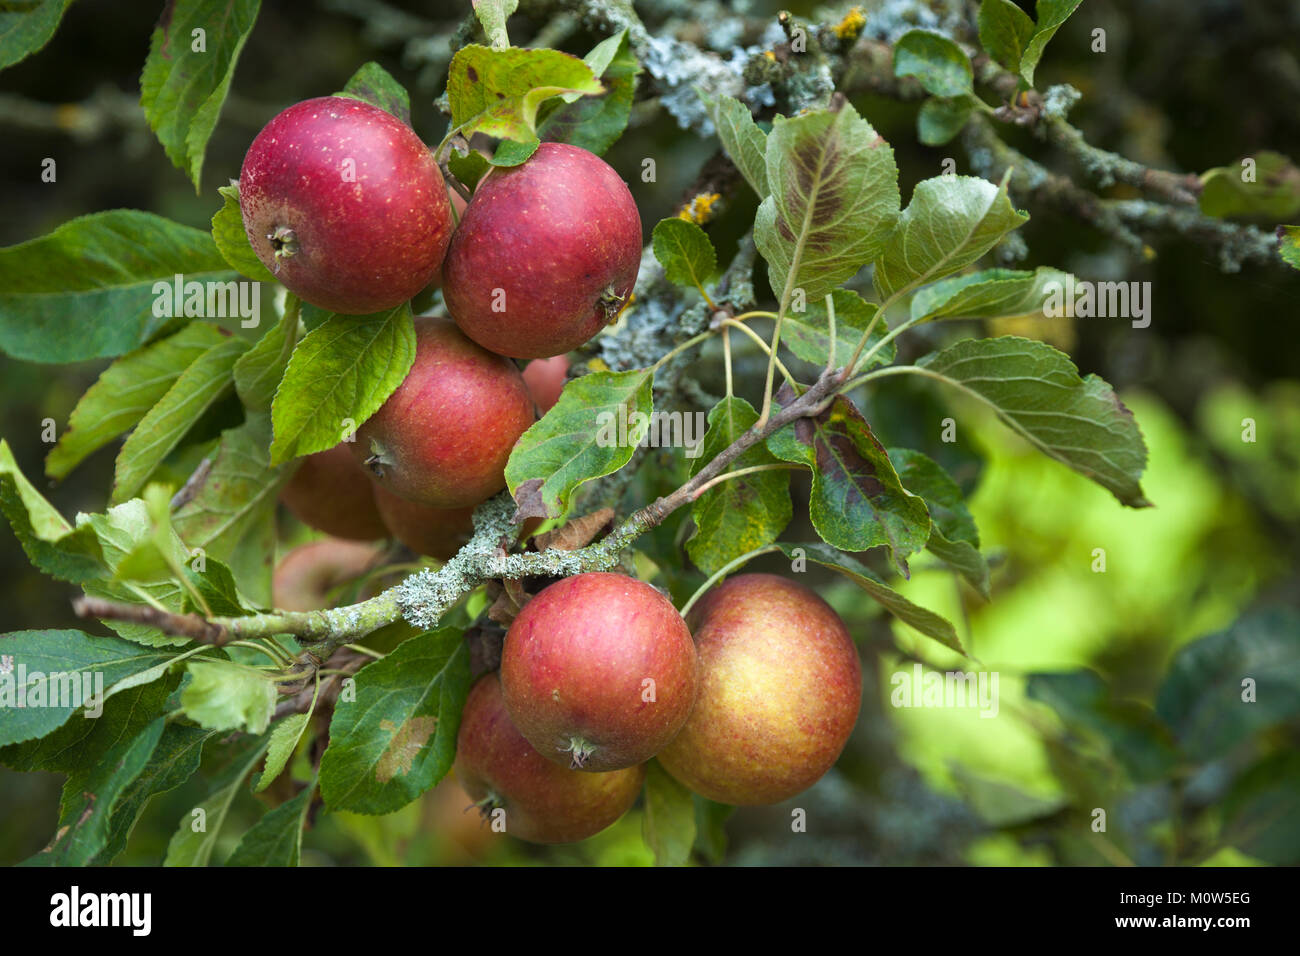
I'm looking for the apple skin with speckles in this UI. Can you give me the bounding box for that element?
[500,572,698,772]
[442,142,642,358]
[454,673,646,844]
[657,574,862,806]
[371,482,475,560]
[352,315,535,508]
[280,442,388,540]
[239,96,453,314]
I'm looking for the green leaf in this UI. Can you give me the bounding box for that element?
[0,441,103,583]
[96,722,216,863]
[755,101,900,302]
[225,781,314,866]
[78,498,192,646]
[270,305,415,465]
[1027,670,1178,782]
[771,542,963,653]
[211,184,276,282]
[0,0,76,70]
[783,288,894,371]
[917,96,974,146]
[139,0,261,191]
[1020,0,1083,88]
[338,61,411,124]
[488,137,539,167]
[1222,752,1300,865]
[873,174,1028,299]
[977,0,1036,75]
[915,335,1152,507]
[1279,225,1300,270]
[0,210,236,363]
[319,629,471,815]
[114,483,192,583]
[448,145,492,191]
[652,218,717,292]
[164,733,270,866]
[692,796,732,864]
[911,266,1071,322]
[893,30,973,98]
[505,368,653,520]
[447,45,602,143]
[27,717,168,866]
[1155,608,1300,762]
[47,322,227,480]
[471,0,517,51]
[766,392,930,575]
[1,674,176,784]
[173,412,289,607]
[701,90,768,197]
[180,659,276,734]
[953,767,1066,826]
[0,629,178,748]
[1199,152,1300,220]
[536,29,639,156]
[256,713,310,792]
[642,760,696,866]
[888,447,989,598]
[686,397,792,575]
[183,555,252,617]
[234,301,299,411]
[112,334,248,504]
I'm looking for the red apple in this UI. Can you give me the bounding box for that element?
[522,355,569,414]
[657,574,862,805]
[272,538,384,611]
[454,674,645,845]
[353,315,535,508]
[372,482,474,560]
[500,572,698,772]
[280,443,388,540]
[442,142,642,358]
[239,96,453,314]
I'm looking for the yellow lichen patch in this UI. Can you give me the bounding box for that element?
[833,6,866,40]
[677,192,722,225]
[763,50,777,61]
[376,716,438,782]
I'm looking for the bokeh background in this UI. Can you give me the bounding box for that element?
[1,0,1297,866]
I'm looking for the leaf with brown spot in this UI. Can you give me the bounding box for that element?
[766,389,929,575]
[319,629,471,815]
[376,716,439,783]
[754,100,900,303]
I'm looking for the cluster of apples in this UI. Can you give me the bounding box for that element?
[241,95,862,844]
[239,95,641,556]
[449,572,861,844]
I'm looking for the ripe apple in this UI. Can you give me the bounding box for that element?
[442,142,642,358]
[272,538,384,611]
[239,96,453,314]
[280,443,388,540]
[371,483,474,560]
[353,315,535,507]
[657,574,861,805]
[522,355,569,414]
[454,673,645,845]
[500,572,698,772]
